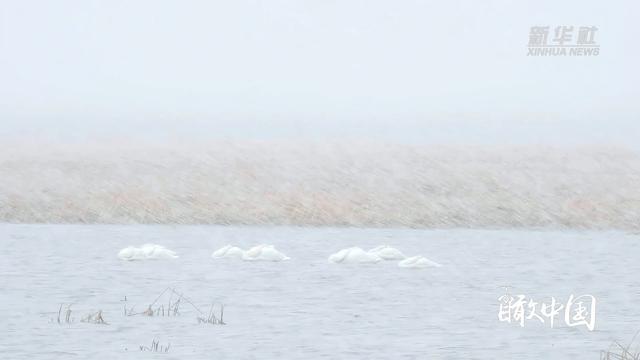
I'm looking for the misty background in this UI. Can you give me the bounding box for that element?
[0,0,638,228]
[1,0,638,144]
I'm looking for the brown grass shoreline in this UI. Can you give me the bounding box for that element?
[1,141,638,229]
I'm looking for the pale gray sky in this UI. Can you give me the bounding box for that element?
[0,0,638,146]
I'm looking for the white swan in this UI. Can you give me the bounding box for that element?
[241,244,290,262]
[368,245,406,260]
[211,245,245,259]
[118,244,178,261]
[328,247,382,264]
[398,255,441,268]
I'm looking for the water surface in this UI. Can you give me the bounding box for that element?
[2,224,639,359]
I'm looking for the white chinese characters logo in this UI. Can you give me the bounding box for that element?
[527,25,599,56]
[498,291,596,331]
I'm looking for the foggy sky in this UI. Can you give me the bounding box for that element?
[0,0,638,146]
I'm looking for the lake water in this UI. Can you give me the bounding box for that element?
[2,224,639,359]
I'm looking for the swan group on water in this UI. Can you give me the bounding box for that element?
[212,244,290,262]
[328,247,382,264]
[117,244,179,261]
[118,243,440,268]
[328,245,441,268]
[211,245,245,259]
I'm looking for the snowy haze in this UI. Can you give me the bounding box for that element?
[0,0,638,145]
[0,1,639,227]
